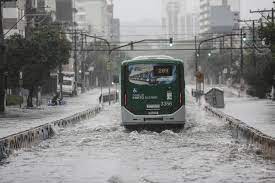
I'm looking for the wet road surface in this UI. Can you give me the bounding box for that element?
[0,101,275,183]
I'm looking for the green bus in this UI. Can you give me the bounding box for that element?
[121,56,185,129]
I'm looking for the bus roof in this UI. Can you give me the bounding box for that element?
[133,55,174,60]
[122,55,183,65]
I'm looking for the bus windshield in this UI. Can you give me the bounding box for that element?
[128,64,176,85]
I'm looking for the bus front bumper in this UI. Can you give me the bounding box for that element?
[121,106,185,126]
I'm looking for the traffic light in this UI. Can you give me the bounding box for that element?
[243,33,247,41]
[169,37,173,47]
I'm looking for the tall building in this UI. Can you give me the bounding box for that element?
[3,1,26,37]
[111,18,120,43]
[106,2,115,40]
[37,0,57,22]
[75,2,90,32]
[162,0,181,39]
[3,0,56,38]
[73,0,107,37]
[162,0,199,40]
[180,12,200,40]
[200,0,240,34]
[180,0,200,39]
[56,0,73,24]
[75,0,119,40]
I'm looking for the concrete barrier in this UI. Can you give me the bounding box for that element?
[0,92,117,161]
[205,105,275,158]
[102,91,119,103]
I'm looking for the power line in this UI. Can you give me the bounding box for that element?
[67,46,270,52]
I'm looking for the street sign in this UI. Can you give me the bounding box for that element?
[107,62,111,71]
[196,71,204,83]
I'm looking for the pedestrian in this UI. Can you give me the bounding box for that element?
[99,94,102,104]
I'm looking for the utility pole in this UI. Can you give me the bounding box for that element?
[252,20,256,67]
[25,0,34,107]
[240,28,244,78]
[195,36,198,93]
[0,0,6,112]
[272,7,275,101]
[238,19,258,68]
[73,29,78,96]
[195,36,198,72]
[81,32,85,93]
[25,0,33,40]
[240,28,244,94]
[58,64,63,99]
[230,34,233,66]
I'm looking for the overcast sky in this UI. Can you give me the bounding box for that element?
[113,0,273,23]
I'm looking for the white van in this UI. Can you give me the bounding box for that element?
[57,72,78,96]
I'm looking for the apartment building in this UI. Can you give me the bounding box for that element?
[3,1,26,37]
[162,0,200,40]
[200,0,240,34]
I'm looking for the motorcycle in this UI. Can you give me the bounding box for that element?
[48,97,66,106]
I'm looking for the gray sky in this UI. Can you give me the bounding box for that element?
[114,0,273,23]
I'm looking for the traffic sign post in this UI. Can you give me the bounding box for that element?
[196,71,204,83]
[19,71,23,108]
[194,71,205,103]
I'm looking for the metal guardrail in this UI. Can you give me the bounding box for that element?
[0,92,117,161]
[205,105,275,159]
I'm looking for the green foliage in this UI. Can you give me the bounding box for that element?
[6,24,71,90]
[258,22,275,46]
[6,34,28,88]
[244,54,274,98]
[6,95,23,106]
[32,24,71,69]
[199,50,234,84]
[84,41,130,86]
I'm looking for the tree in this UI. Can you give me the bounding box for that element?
[258,22,275,99]
[84,41,129,87]
[6,34,28,90]
[6,24,71,107]
[243,52,273,98]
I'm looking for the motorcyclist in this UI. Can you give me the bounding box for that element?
[51,92,59,106]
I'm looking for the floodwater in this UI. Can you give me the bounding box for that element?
[0,100,275,183]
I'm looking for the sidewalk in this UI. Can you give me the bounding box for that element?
[187,84,275,138]
[0,88,111,139]
[221,92,275,138]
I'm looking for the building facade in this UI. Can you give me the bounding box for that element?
[3,1,26,37]
[56,0,73,24]
[111,18,120,43]
[200,0,240,34]
[162,0,199,40]
[75,0,119,40]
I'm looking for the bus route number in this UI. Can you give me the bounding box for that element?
[161,101,172,107]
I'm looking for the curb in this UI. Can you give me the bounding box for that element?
[205,105,275,158]
[0,92,117,161]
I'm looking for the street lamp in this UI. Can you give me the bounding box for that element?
[208,52,211,57]
[81,34,112,105]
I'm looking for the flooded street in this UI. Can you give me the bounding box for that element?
[0,101,275,183]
